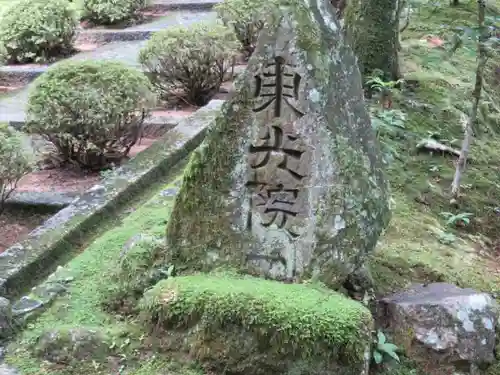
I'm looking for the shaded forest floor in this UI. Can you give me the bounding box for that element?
[369,1,500,299]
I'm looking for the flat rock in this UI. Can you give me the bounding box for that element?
[0,365,19,375]
[6,191,78,209]
[166,0,391,288]
[35,327,109,364]
[378,283,498,374]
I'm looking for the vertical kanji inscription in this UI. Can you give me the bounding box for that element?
[253,56,304,118]
[247,55,309,239]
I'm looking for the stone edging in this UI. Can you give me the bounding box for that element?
[5,191,79,210]
[0,100,224,300]
[145,0,220,11]
[6,112,182,134]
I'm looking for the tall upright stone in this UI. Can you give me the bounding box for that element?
[166,0,391,288]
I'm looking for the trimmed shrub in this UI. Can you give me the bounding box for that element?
[0,0,78,64]
[80,0,148,25]
[0,125,36,213]
[25,60,156,171]
[215,0,266,57]
[139,274,373,375]
[139,21,240,106]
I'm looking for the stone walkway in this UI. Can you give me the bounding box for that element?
[0,5,218,124]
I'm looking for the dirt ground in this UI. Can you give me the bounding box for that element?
[0,208,49,253]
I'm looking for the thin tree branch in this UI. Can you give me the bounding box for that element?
[450,0,489,200]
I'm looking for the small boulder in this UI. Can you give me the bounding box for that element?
[0,364,20,375]
[0,297,13,339]
[139,274,374,375]
[378,283,498,374]
[34,327,109,364]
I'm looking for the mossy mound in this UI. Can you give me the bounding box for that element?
[139,274,373,375]
[34,326,109,365]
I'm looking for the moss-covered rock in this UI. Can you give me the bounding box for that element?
[34,327,109,365]
[103,233,172,313]
[166,0,391,289]
[139,274,373,375]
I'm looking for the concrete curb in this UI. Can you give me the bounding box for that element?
[0,100,224,299]
[0,60,238,87]
[75,29,156,44]
[6,112,185,132]
[0,67,241,126]
[145,0,221,11]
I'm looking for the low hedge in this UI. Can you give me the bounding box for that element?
[0,0,77,63]
[25,60,156,171]
[139,21,240,106]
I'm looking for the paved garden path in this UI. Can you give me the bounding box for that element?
[0,5,218,123]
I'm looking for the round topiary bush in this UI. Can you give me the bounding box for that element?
[25,60,156,171]
[0,125,36,212]
[0,0,78,64]
[139,21,240,106]
[80,0,148,25]
[215,0,266,57]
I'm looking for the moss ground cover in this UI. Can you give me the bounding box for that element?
[369,1,500,297]
[4,168,193,375]
[139,274,372,374]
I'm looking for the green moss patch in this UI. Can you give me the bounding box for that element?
[367,2,500,296]
[3,170,187,375]
[139,274,372,375]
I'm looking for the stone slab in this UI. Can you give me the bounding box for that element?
[5,191,79,210]
[0,100,224,299]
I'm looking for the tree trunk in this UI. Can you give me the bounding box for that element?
[344,0,402,81]
[450,0,488,199]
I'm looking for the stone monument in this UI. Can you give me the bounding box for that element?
[166,0,391,289]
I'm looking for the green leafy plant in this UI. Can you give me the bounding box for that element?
[371,108,407,162]
[80,0,149,25]
[437,231,456,244]
[0,124,36,213]
[373,330,400,365]
[215,0,266,56]
[366,74,404,109]
[25,60,156,171]
[366,76,404,92]
[0,0,78,63]
[440,212,473,226]
[139,21,240,106]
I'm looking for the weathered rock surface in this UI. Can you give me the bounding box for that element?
[0,297,13,339]
[378,283,498,374]
[166,0,391,288]
[0,364,20,375]
[34,327,109,364]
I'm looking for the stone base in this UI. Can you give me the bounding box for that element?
[139,274,373,375]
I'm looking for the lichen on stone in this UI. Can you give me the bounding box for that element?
[166,0,391,288]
